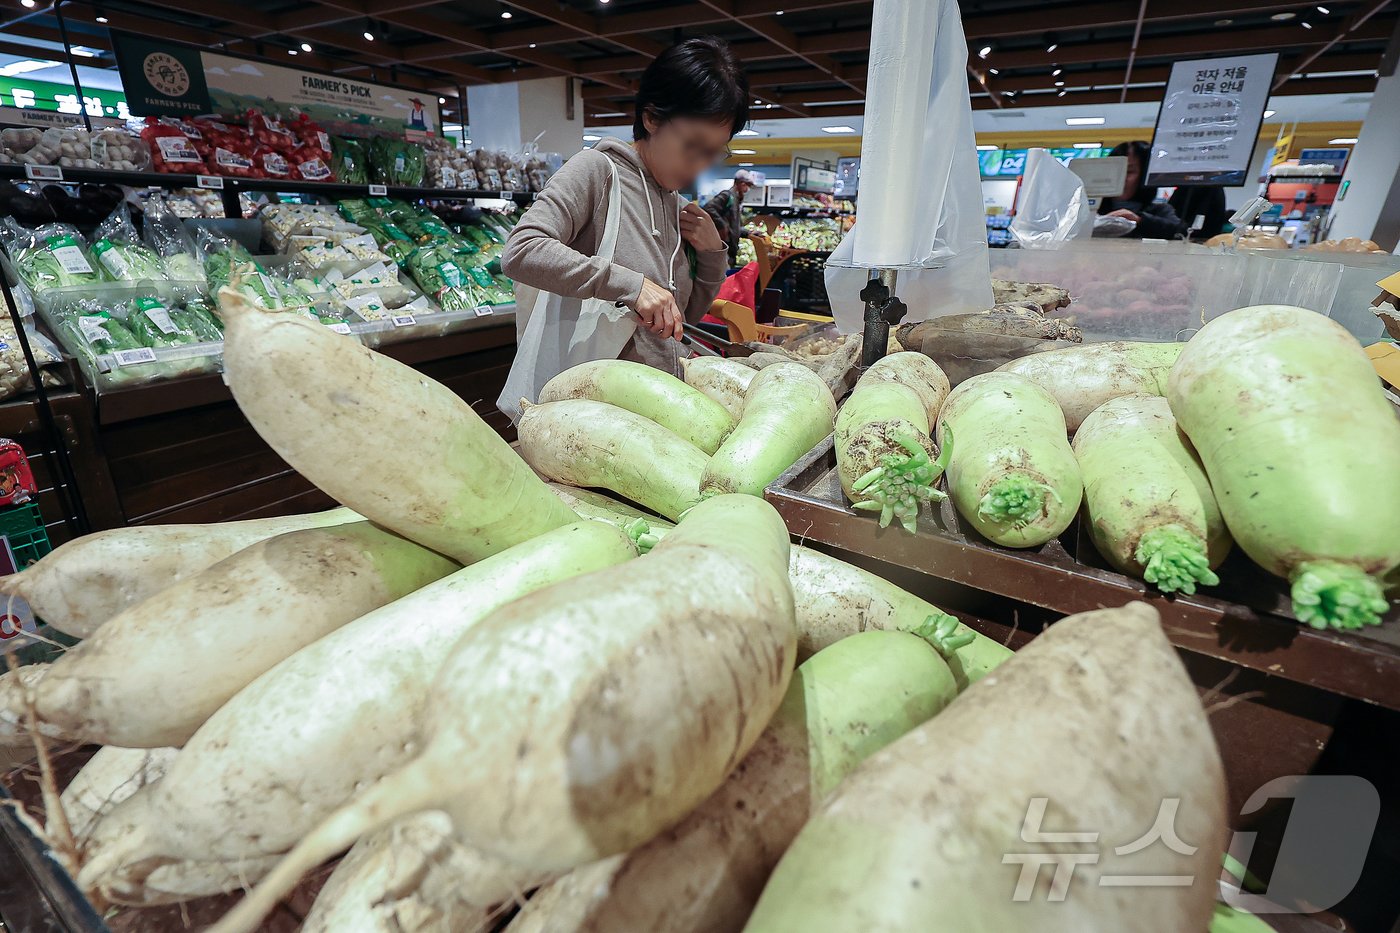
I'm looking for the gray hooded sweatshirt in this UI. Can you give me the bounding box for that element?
[501,137,729,377]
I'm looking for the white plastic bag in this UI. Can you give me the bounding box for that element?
[825,0,993,329]
[497,158,634,422]
[1010,149,1091,248]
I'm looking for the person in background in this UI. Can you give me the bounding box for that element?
[704,169,759,267]
[1169,185,1228,241]
[502,37,747,377]
[1098,140,1185,239]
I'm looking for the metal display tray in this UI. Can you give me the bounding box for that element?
[765,437,1400,711]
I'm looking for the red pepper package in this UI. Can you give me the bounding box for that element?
[141,117,205,173]
[248,110,299,154]
[257,145,291,179]
[192,118,261,177]
[288,144,334,182]
[290,113,332,160]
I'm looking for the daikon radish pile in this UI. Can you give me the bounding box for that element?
[681,356,756,420]
[207,495,796,933]
[217,285,578,563]
[61,746,177,843]
[743,602,1228,933]
[540,359,735,454]
[0,506,359,639]
[540,483,1011,689]
[77,520,638,904]
[1073,396,1231,594]
[1169,304,1400,629]
[507,628,961,933]
[301,811,540,933]
[835,353,952,532]
[701,363,836,497]
[519,398,708,521]
[997,341,1185,432]
[937,372,1082,548]
[0,522,457,747]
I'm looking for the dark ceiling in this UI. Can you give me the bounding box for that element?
[1,0,1393,125]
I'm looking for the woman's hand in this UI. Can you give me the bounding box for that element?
[680,202,725,253]
[635,277,684,341]
[1108,208,1141,223]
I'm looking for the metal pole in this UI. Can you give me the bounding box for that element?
[53,0,93,133]
[457,85,468,148]
[0,271,91,535]
[859,268,900,367]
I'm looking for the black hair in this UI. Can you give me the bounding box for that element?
[1101,140,1158,212]
[633,37,750,141]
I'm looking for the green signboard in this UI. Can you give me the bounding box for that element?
[978,147,1108,177]
[0,75,129,122]
[109,32,210,116]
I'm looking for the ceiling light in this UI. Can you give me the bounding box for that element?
[501,10,512,18]
[439,97,446,103]
[288,49,298,55]
[989,68,1000,74]
[1216,18,1234,26]
[0,60,55,76]
[732,148,756,154]
[1264,110,1276,118]
[19,0,35,8]
[71,46,101,57]
[739,162,755,166]
[301,42,312,52]
[976,144,997,151]
[821,125,856,133]
[529,43,537,48]
[978,45,993,59]
[1066,116,1105,125]
[595,111,625,117]
[1054,80,1064,86]
[363,30,375,40]
[1317,5,1330,12]
[1057,89,1067,97]
[583,134,601,141]
[600,0,610,4]
[775,9,784,14]
[96,15,109,22]
[1329,137,1358,144]
[1073,142,1101,148]
[1052,68,1061,76]
[1271,11,1296,19]
[736,128,759,136]
[1301,21,1313,28]
[1046,41,1058,52]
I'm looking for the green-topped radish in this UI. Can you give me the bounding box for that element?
[205,496,796,933]
[0,507,360,639]
[217,285,578,564]
[519,398,708,521]
[835,353,952,533]
[0,522,457,747]
[1073,395,1231,594]
[742,602,1228,933]
[998,341,1185,432]
[937,372,1082,548]
[540,359,736,454]
[681,356,755,420]
[1169,304,1400,630]
[701,363,836,497]
[505,627,960,933]
[77,521,638,905]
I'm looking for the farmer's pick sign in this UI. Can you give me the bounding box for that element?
[111,31,440,138]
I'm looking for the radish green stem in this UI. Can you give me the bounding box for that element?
[977,473,1060,526]
[1134,525,1219,595]
[1290,560,1390,630]
[849,428,953,534]
[624,518,661,555]
[909,613,976,659]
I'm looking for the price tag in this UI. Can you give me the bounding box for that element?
[368,184,388,196]
[197,174,224,189]
[474,304,494,317]
[391,314,417,327]
[326,322,353,335]
[24,164,63,181]
[498,190,513,199]
[113,347,158,367]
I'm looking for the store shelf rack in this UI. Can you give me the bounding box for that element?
[767,437,1400,712]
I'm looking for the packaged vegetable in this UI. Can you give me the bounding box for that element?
[3,220,104,292]
[91,203,167,283]
[369,136,425,187]
[177,298,225,340]
[142,118,205,173]
[91,129,152,172]
[124,296,201,348]
[247,111,299,154]
[197,228,283,310]
[331,137,369,185]
[142,194,206,287]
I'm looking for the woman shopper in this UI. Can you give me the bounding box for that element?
[498,37,748,418]
[1097,140,1185,240]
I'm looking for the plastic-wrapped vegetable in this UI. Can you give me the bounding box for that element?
[331,137,369,185]
[91,129,152,172]
[369,136,425,187]
[406,242,485,310]
[143,195,206,286]
[91,204,168,283]
[124,297,201,347]
[51,300,145,359]
[3,220,104,291]
[177,298,224,340]
[197,228,283,310]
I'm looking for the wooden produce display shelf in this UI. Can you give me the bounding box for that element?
[766,437,1400,711]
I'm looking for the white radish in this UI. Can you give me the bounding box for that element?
[61,746,177,844]
[519,399,708,521]
[0,523,457,747]
[680,356,755,420]
[0,507,359,638]
[77,520,639,904]
[217,285,579,564]
[743,602,1228,933]
[206,495,796,933]
[701,363,836,497]
[540,359,736,454]
[997,340,1185,432]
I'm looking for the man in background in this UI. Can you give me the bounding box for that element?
[705,169,759,267]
